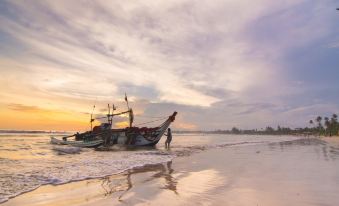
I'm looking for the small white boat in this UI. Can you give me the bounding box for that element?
[50,137,104,148]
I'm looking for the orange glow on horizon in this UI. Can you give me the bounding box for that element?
[115,121,129,128]
[0,104,91,131]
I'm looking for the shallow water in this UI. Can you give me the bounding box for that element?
[0,133,304,203]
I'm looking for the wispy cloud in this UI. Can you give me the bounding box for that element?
[7,103,49,113]
[0,0,338,130]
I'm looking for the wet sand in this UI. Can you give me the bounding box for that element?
[322,136,339,148]
[3,138,339,206]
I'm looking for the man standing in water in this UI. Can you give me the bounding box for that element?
[165,128,172,149]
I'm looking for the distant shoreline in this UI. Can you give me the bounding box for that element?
[1,129,338,138]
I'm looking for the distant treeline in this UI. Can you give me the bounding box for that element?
[174,113,339,136]
[174,127,310,136]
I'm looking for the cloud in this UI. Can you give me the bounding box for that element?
[0,0,284,105]
[6,103,82,116]
[327,41,339,48]
[0,0,338,130]
[7,103,44,113]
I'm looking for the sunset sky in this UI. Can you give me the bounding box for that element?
[0,0,338,131]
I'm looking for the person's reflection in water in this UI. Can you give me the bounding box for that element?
[118,173,132,201]
[162,161,178,195]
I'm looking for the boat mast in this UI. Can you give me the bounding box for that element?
[90,104,95,131]
[107,104,111,125]
[107,104,116,129]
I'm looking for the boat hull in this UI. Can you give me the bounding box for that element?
[51,133,159,148]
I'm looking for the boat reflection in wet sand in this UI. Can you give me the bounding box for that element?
[51,95,177,148]
[101,161,177,200]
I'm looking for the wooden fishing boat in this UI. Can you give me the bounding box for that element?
[50,112,176,148]
[50,94,177,148]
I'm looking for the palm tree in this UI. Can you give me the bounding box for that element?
[316,116,323,135]
[324,117,330,136]
[309,120,314,134]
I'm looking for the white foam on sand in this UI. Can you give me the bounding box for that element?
[0,150,174,203]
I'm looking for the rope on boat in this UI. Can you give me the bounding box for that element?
[136,115,168,119]
[134,117,168,126]
[89,113,170,127]
[92,114,166,120]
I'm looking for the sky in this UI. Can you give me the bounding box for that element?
[0,0,339,131]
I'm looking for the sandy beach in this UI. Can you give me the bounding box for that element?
[3,136,339,206]
[322,136,339,148]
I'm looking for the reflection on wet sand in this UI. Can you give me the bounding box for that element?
[269,138,339,161]
[100,161,178,201]
[160,161,177,194]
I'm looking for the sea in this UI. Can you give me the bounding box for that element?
[0,132,333,203]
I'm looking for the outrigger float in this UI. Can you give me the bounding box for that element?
[51,95,177,148]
